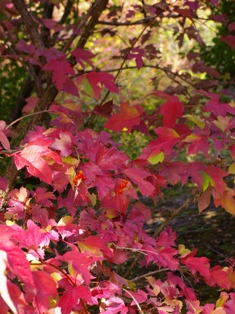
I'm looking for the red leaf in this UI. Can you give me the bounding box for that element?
[78,236,113,258]
[159,100,184,128]
[77,72,118,99]
[16,39,35,54]
[71,48,94,68]
[32,271,57,313]
[123,168,155,196]
[104,102,141,132]
[43,59,74,90]
[180,249,210,279]
[208,266,231,289]
[63,249,101,285]
[197,188,212,213]
[57,286,93,314]
[220,35,235,49]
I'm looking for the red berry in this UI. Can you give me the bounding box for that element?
[123,179,128,186]
[82,176,86,181]
[73,178,78,184]
[120,184,125,189]
[76,173,83,179]
[118,189,123,194]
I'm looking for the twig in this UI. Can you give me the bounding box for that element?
[131,268,170,282]
[122,287,144,314]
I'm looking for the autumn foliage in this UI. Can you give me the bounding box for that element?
[1,0,235,313]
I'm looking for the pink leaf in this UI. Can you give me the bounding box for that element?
[22,97,39,113]
[13,145,53,184]
[50,131,73,157]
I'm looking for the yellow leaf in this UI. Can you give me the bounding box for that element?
[184,114,205,129]
[88,192,96,206]
[202,171,214,192]
[228,163,235,174]
[148,151,164,165]
[178,244,191,256]
[62,156,80,166]
[57,215,74,226]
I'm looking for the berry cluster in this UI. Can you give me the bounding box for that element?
[73,170,86,184]
[117,179,128,194]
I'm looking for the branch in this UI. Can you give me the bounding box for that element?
[123,195,196,279]
[11,0,45,51]
[97,17,152,26]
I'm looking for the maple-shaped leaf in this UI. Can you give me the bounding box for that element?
[62,77,79,96]
[13,144,53,184]
[22,96,39,113]
[141,127,180,160]
[71,48,94,68]
[104,102,141,132]
[35,187,56,207]
[43,59,75,90]
[214,189,235,215]
[32,270,57,313]
[93,100,113,118]
[159,161,187,185]
[203,165,227,197]
[50,131,73,157]
[125,289,147,306]
[56,285,93,314]
[180,249,210,279]
[127,47,145,69]
[77,72,118,99]
[63,249,101,285]
[184,134,209,156]
[0,120,10,151]
[208,266,231,290]
[78,236,113,258]
[159,100,184,128]
[123,168,154,196]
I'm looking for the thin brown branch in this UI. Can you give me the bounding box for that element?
[131,268,170,282]
[12,0,45,51]
[97,17,152,26]
[123,195,196,279]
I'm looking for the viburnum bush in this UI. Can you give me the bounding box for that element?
[1,0,235,313]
